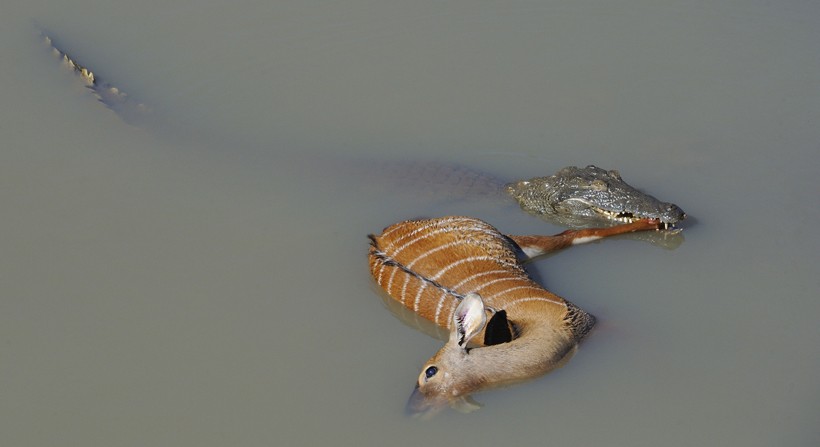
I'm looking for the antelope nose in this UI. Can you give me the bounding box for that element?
[405,384,444,418]
[405,384,427,416]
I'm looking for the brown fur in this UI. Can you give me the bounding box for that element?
[368,215,658,412]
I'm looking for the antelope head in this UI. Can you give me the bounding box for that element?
[407,293,489,416]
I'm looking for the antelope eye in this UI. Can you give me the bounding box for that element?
[424,366,438,379]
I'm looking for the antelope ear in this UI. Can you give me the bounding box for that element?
[452,293,487,348]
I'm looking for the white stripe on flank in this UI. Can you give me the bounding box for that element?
[471,276,525,295]
[400,272,411,306]
[379,224,402,239]
[406,240,462,268]
[378,217,437,241]
[376,263,386,286]
[434,291,449,326]
[431,256,517,281]
[444,299,456,330]
[486,285,559,305]
[379,220,434,251]
[504,296,567,309]
[386,262,400,296]
[413,281,428,313]
[451,269,510,290]
[389,226,453,259]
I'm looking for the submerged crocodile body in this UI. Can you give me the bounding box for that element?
[38,29,686,231]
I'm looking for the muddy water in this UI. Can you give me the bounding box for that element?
[2,1,818,446]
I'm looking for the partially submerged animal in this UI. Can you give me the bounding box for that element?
[508,165,686,229]
[369,216,661,414]
[38,28,686,231]
[40,31,153,126]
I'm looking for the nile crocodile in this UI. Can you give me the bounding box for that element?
[38,29,686,231]
[508,165,686,229]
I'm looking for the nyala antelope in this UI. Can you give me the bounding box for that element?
[368,216,661,414]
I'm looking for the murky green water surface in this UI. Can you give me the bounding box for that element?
[2,1,818,446]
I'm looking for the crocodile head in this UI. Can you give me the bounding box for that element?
[506,165,686,229]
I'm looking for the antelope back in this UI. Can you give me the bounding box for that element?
[368,216,568,337]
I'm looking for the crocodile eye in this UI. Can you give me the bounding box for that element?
[590,179,608,191]
[424,366,438,379]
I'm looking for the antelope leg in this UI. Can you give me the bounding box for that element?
[508,219,660,259]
